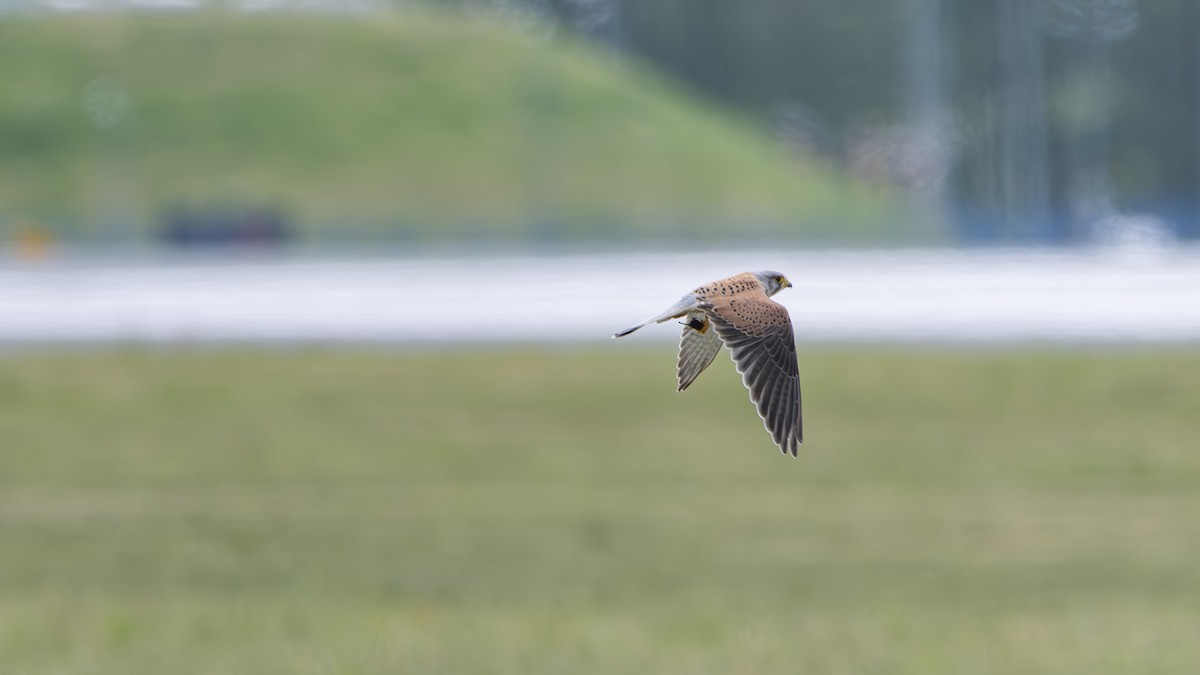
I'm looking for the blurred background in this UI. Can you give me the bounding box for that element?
[3,1,1200,673]
[2,0,1200,343]
[4,0,1200,249]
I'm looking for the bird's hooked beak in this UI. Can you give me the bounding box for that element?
[782,278,793,289]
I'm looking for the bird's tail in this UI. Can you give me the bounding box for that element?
[613,323,645,338]
[612,294,701,339]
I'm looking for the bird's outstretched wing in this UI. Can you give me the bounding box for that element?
[676,311,722,391]
[707,296,803,456]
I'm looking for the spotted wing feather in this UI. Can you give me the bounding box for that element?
[676,312,722,391]
[707,295,803,456]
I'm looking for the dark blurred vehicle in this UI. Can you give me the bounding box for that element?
[160,204,291,247]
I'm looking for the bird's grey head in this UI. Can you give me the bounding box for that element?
[753,270,793,296]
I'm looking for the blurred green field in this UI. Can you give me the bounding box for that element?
[0,11,892,242]
[1,347,1199,673]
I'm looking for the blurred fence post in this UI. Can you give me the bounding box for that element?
[905,0,949,237]
[996,0,1050,242]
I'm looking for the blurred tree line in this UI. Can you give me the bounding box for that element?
[448,0,1199,243]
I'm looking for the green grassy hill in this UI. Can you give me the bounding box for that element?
[0,10,899,243]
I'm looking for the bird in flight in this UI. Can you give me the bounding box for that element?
[613,270,802,456]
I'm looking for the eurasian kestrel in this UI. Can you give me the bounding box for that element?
[613,270,803,456]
